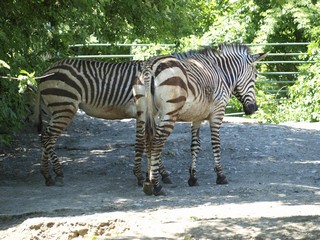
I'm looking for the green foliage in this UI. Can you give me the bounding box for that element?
[200,0,261,44]
[226,96,243,115]
[17,70,38,94]
[252,42,320,123]
[1,0,320,145]
[0,0,213,73]
[0,60,10,69]
[251,90,283,123]
[279,50,320,122]
[131,44,178,61]
[0,0,214,145]
[0,63,37,145]
[0,65,22,145]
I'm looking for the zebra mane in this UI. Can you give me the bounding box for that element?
[172,49,203,60]
[172,44,250,60]
[217,44,250,55]
[201,44,250,57]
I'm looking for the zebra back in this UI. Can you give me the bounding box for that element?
[41,58,142,107]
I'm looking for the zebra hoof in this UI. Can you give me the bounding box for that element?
[162,176,173,184]
[216,174,228,184]
[188,177,199,187]
[153,186,166,196]
[55,175,64,186]
[143,181,153,195]
[45,177,55,186]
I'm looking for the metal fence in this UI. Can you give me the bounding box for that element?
[70,42,314,116]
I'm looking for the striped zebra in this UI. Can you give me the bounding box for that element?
[133,44,267,195]
[35,57,182,187]
[35,59,141,186]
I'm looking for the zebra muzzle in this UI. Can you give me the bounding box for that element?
[244,103,258,115]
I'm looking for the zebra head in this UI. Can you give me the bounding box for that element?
[232,51,267,115]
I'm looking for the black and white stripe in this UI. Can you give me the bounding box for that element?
[37,58,143,186]
[133,44,267,195]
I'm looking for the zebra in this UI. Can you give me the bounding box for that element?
[133,44,267,195]
[35,56,185,187]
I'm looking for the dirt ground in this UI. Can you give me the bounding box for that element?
[0,111,319,240]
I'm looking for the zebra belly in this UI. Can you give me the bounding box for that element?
[79,101,137,120]
[178,101,212,122]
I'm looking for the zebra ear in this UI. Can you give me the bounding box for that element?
[251,52,268,63]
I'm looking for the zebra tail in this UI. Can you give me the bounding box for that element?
[32,87,42,134]
[143,67,156,145]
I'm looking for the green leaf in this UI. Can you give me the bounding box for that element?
[0,60,10,69]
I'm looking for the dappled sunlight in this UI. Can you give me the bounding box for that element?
[269,182,320,191]
[60,132,71,137]
[61,156,89,164]
[120,118,136,123]
[294,160,320,164]
[90,149,114,154]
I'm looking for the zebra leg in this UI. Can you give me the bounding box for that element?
[142,147,173,192]
[40,139,54,186]
[40,105,77,186]
[148,119,177,196]
[50,141,64,186]
[41,128,64,186]
[209,118,228,185]
[40,129,64,186]
[159,159,172,184]
[188,121,201,186]
[149,148,166,196]
[134,120,171,186]
[133,120,145,186]
[143,140,153,195]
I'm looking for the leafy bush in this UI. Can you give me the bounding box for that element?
[252,42,320,123]
[279,59,320,122]
[0,63,37,146]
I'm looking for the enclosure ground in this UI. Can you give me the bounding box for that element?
[0,112,319,239]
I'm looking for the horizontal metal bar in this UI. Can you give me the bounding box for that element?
[258,80,295,84]
[245,42,311,46]
[225,112,245,116]
[203,42,311,47]
[117,43,176,47]
[75,55,134,58]
[263,90,288,93]
[69,43,176,48]
[259,72,300,75]
[257,60,315,64]
[71,57,313,63]
[73,55,314,63]
[267,53,309,56]
[71,42,311,49]
[75,54,149,58]
[70,43,113,47]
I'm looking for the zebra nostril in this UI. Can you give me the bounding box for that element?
[244,103,258,115]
